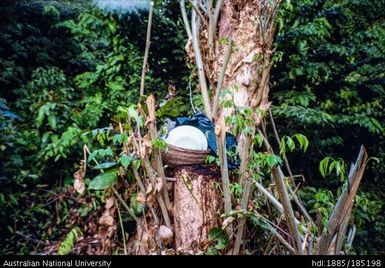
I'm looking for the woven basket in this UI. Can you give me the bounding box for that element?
[162,144,210,166]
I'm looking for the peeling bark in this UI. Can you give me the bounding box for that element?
[199,0,277,123]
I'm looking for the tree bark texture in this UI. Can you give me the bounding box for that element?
[189,0,278,122]
[172,165,222,254]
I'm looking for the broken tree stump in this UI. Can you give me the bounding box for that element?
[171,165,222,254]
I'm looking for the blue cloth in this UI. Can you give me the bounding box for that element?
[175,111,240,169]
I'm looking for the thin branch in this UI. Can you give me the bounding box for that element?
[254,179,308,235]
[269,108,294,183]
[188,0,208,28]
[146,95,171,209]
[118,122,146,194]
[180,0,192,39]
[206,0,213,16]
[232,178,253,255]
[270,227,296,254]
[142,156,172,228]
[140,1,154,96]
[116,204,128,255]
[15,231,49,245]
[233,131,255,254]
[212,0,223,37]
[212,40,233,119]
[346,225,356,253]
[199,0,208,14]
[215,118,233,236]
[259,127,314,226]
[207,0,222,58]
[254,180,283,213]
[112,186,139,224]
[134,105,171,228]
[191,5,212,117]
[272,167,304,254]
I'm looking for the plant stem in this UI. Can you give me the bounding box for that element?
[146,95,171,209]
[212,40,233,119]
[215,118,233,236]
[116,204,128,255]
[272,167,304,254]
[140,1,154,96]
[191,2,212,117]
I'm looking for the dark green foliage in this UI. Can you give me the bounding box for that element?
[0,0,188,254]
[1,0,384,255]
[271,0,385,254]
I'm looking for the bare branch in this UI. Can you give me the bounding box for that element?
[112,186,139,224]
[272,167,304,254]
[146,95,171,209]
[191,6,212,117]
[140,1,154,96]
[232,178,253,255]
[258,127,314,227]
[212,40,233,119]
[179,0,192,39]
[215,118,233,236]
[142,156,172,228]
[271,228,296,254]
[188,0,208,27]
[212,0,223,34]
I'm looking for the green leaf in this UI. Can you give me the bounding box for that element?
[130,193,147,216]
[119,155,132,168]
[208,227,224,241]
[89,171,117,190]
[48,114,57,129]
[208,227,229,250]
[319,157,330,178]
[206,155,216,164]
[286,137,295,151]
[266,154,282,168]
[329,161,336,174]
[128,106,139,120]
[294,134,309,152]
[205,247,219,255]
[93,162,116,170]
[279,137,286,157]
[254,133,264,147]
[57,227,82,255]
[152,138,167,150]
[36,105,48,127]
[215,235,229,250]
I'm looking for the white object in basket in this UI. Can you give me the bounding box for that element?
[164,125,208,151]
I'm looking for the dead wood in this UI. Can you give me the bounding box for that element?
[317,146,368,255]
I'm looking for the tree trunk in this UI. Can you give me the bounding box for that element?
[187,0,278,124]
[172,165,222,254]
[176,0,280,254]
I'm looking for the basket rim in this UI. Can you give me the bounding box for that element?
[165,143,211,154]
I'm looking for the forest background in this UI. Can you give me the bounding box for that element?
[0,0,384,254]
